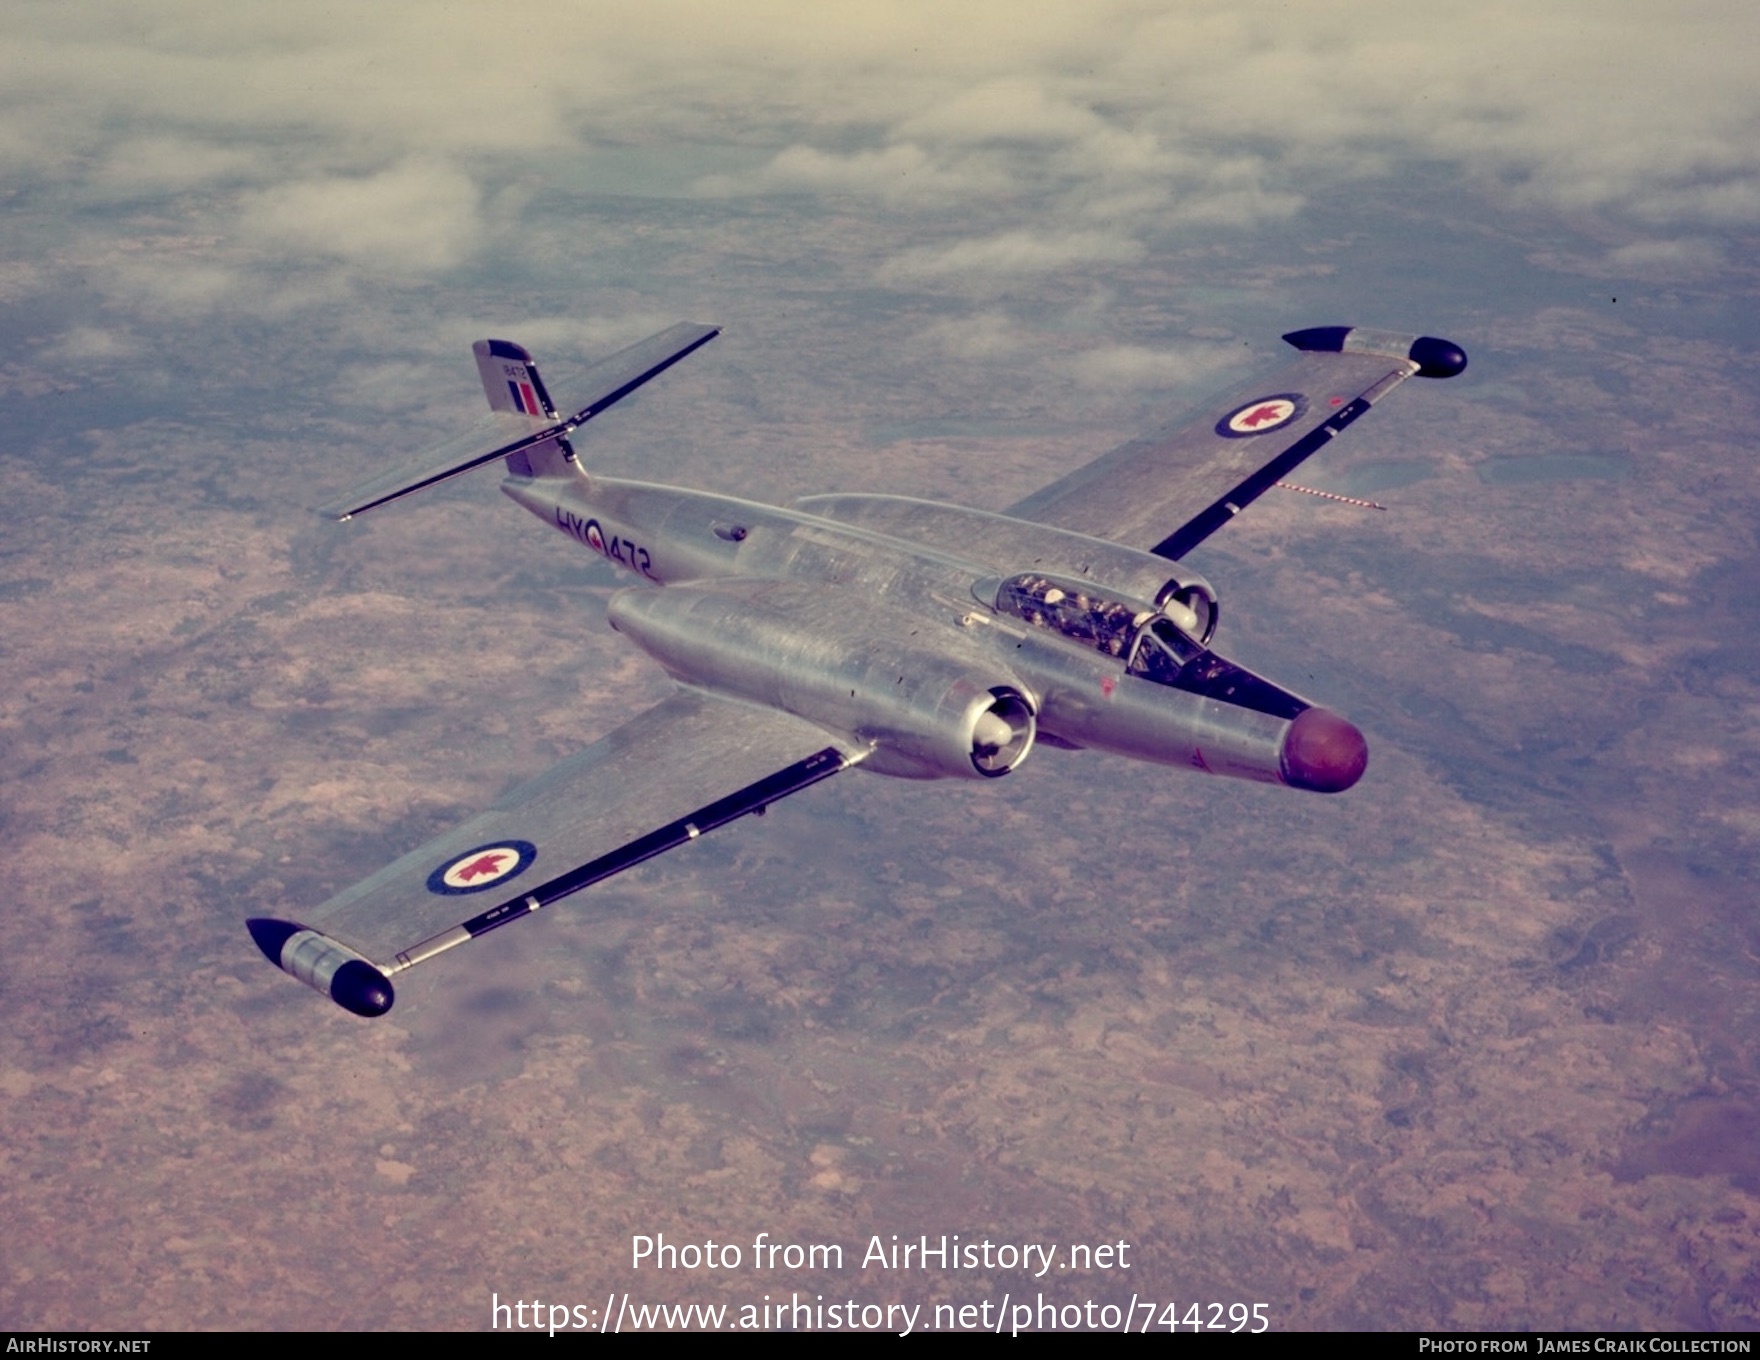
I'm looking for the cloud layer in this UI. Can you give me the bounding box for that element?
[7,0,1755,311]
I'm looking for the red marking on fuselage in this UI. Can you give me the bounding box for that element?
[1239,403,1286,427]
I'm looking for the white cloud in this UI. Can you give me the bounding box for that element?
[918,313,1028,361]
[3,1,1751,231]
[1604,238,1724,274]
[92,256,243,315]
[898,79,1108,148]
[699,142,1006,202]
[44,327,140,362]
[237,160,483,272]
[4,0,1756,323]
[883,229,1146,283]
[95,138,256,191]
[1066,342,1238,392]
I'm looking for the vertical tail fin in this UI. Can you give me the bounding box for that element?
[474,339,558,418]
[503,429,580,481]
[474,339,577,479]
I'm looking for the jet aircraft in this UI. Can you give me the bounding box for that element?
[249,321,1466,1016]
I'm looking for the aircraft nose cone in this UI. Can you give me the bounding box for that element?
[1280,707,1368,793]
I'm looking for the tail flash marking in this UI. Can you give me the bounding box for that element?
[506,379,545,416]
[475,338,558,418]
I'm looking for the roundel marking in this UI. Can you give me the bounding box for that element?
[427,840,538,896]
[1217,393,1306,438]
[584,520,606,553]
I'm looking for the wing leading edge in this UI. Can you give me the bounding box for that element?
[249,690,861,1015]
[1006,326,1466,559]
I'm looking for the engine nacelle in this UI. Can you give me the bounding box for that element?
[247,918,395,1016]
[608,582,1036,780]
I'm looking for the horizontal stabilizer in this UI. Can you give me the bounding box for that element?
[322,322,720,520]
[320,410,554,520]
[559,322,721,426]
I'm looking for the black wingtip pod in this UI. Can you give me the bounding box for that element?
[247,917,396,1017]
[247,916,300,964]
[329,960,396,1018]
[1284,326,1467,379]
[1408,335,1468,379]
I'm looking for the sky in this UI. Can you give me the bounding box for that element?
[3,0,1759,1333]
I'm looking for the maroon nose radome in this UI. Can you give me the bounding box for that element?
[1280,707,1368,793]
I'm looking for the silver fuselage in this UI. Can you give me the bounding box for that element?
[502,472,1348,791]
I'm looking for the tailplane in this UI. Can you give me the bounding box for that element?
[322,322,719,520]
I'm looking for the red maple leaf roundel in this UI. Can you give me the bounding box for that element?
[1219,394,1303,437]
[428,839,538,896]
[453,852,510,882]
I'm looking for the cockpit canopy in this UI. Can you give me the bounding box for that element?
[988,571,1218,680]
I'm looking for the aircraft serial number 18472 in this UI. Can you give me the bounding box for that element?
[249,322,1465,1016]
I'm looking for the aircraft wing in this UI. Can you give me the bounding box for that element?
[1004,327,1466,560]
[249,689,860,1014]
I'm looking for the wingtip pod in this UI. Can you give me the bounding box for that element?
[1283,326,1467,379]
[1407,336,1468,380]
[247,918,395,1017]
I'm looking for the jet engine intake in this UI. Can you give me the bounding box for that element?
[970,686,1036,777]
